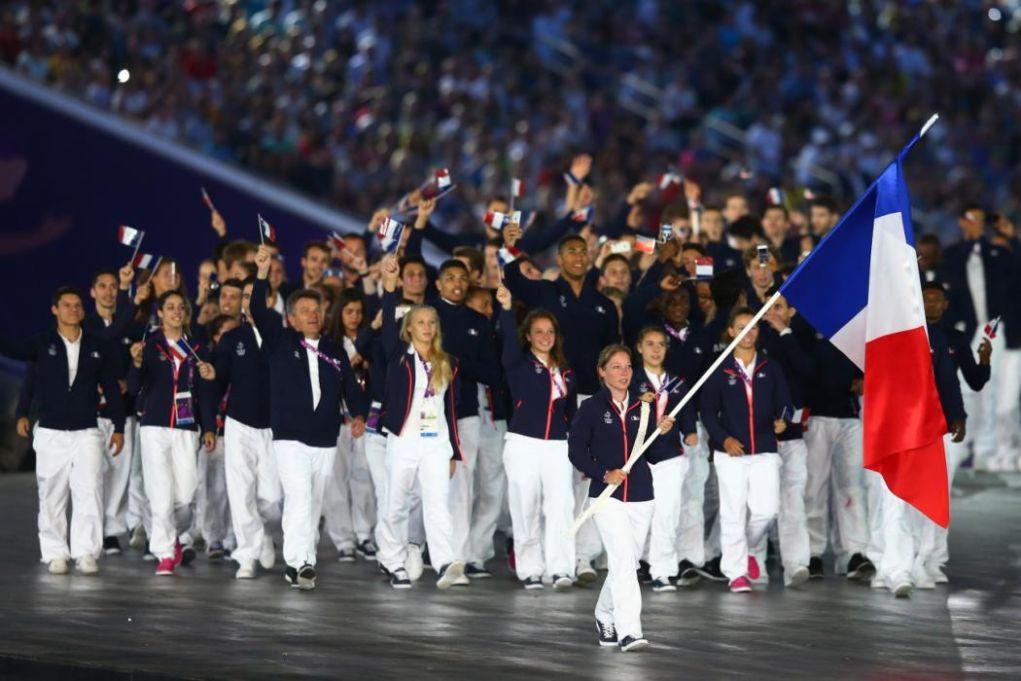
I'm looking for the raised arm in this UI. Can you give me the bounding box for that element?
[252,245,285,348]
[497,288,525,372]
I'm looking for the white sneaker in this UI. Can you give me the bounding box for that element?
[76,555,99,575]
[576,560,597,584]
[928,565,948,584]
[406,544,424,582]
[48,557,69,575]
[129,526,147,551]
[892,579,913,598]
[437,561,465,590]
[236,560,257,579]
[786,566,810,588]
[452,573,470,587]
[259,535,276,570]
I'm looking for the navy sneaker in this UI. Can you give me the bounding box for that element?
[619,635,649,652]
[595,620,617,647]
[809,556,824,579]
[465,563,492,579]
[650,578,676,593]
[677,560,701,587]
[637,559,652,584]
[523,576,543,590]
[694,556,727,582]
[284,566,299,588]
[297,564,317,591]
[847,553,875,581]
[390,568,412,589]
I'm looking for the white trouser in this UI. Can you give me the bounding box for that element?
[502,434,575,580]
[965,326,1009,468]
[873,479,926,588]
[714,452,780,581]
[574,471,603,564]
[803,417,870,561]
[703,458,722,560]
[993,345,1021,469]
[190,441,208,545]
[224,417,281,565]
[469,417,507,565]
[324,422,375,550]
[647,455,689,580]
[449,416,481,561]
[574,393,603,566]
[593,499,653,640]
[139,426,199,560]
[201,436,231,546]
[918,433,968,570]
[34,427,106,562]
[98,416,134,536]
[677,426,710,565]
[273,440,335,569]
[750,439,811,581]
[126,418,151,534]
[364,431,389,548]
[378,433,458,572]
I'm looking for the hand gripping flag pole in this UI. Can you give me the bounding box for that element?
[570,291,782,535]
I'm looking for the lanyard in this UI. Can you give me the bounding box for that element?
[156,341,194,427]
[417,352,435,398]
[733,357,755,399]
[649,373,679,421]
[300,339,345,375]
[663,322,689,343]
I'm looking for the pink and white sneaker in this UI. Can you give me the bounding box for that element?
[729,576,752,593]
[155,558,176,576]
[747,556,761,581]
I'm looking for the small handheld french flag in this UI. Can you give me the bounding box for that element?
[658,170,682,191]
[132,252,155,269]
[118,225,143,248]
[695,256,714,279]
[484,210,510,230]
[572,206,593,224]
[984,316,1001,340]
[200,187,217,212]
[634,236,657,254]
[167,337,192,363]
[497,246,521,268]
[767,187,785,206]
[329,232,347,253]
[511,178,524,198]
[377,217,405,253]
[257,214,276,243]
[436,168,451,190]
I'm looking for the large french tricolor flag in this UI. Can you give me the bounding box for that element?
[779,129,949,528]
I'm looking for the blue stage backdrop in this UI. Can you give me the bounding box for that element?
[0,69,363,338]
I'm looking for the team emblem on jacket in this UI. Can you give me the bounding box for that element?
[639,382,650,393]
[534,364,543,374]
[595,305,606,314]
[294,350,301,359]
[468,328,479,336]
[90,350,101,359]
[236,342,246,357]
[603,411,613,424]
[630,413,639,421]
[694,346,703,354]
[756,371,766,378]
[727,376,737,386]
[559,294,567,308]
[47,344,57,356]
[122,337,131,345]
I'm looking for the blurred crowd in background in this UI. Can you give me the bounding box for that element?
[2,0,1020,242]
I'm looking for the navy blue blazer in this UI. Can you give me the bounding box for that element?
[379,290,463,459]
[939,237,1015,346]
[128,331,217,433]
[435,299,501,419]
[0,329,125,433]
[927,323,965,425]
[499,308,576,440]
[804,337,862,419]
[699,354,791,454]
[213,320,275,430]
[568,388,658,503]
[503,260,619,396]
[630,365,697,463]
[940,323,991,392]
[758,325,814,441]
[251,279,368,447]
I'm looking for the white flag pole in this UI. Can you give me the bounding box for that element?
[570,291,783,534]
